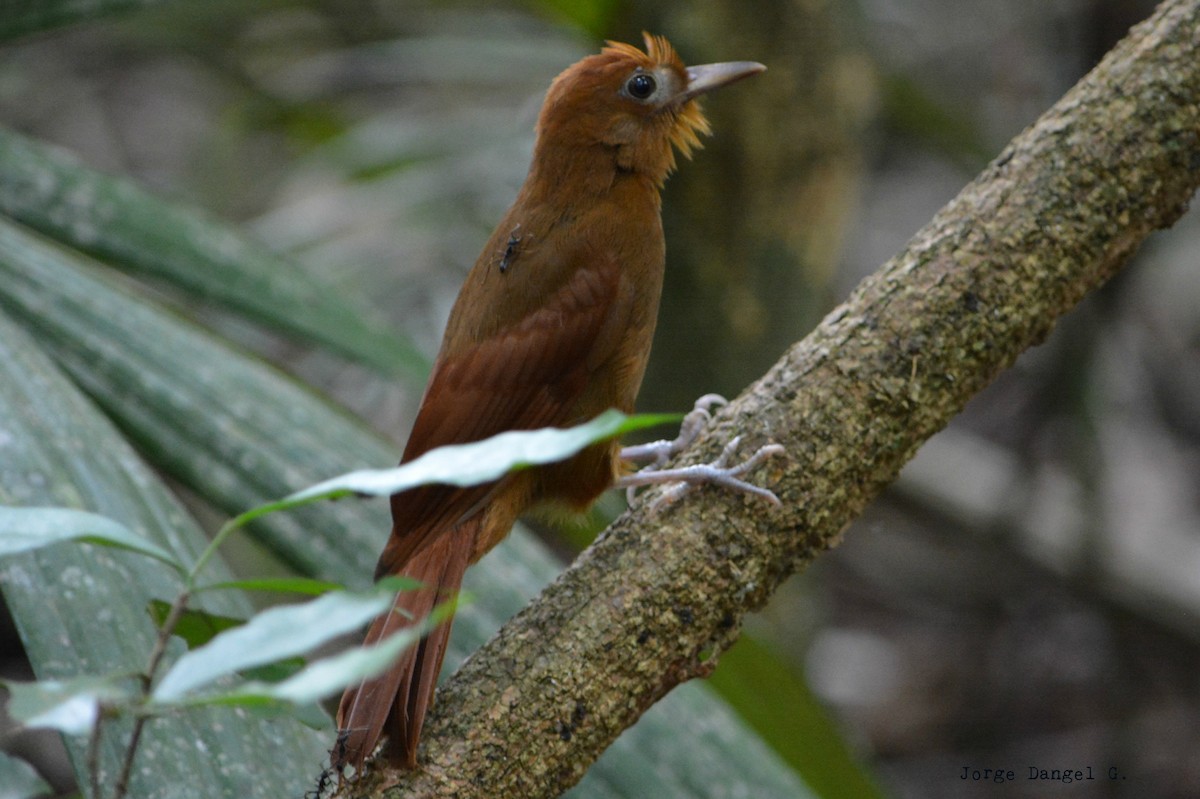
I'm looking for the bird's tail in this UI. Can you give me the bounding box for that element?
[333,521,473,773]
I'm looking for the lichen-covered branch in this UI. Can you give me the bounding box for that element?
[351,1,1200,796]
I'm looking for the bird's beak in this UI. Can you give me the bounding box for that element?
[679,61,766,103]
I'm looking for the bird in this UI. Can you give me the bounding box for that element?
[334,32,768,775]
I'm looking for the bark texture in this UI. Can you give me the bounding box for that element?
[345,1,1200,795]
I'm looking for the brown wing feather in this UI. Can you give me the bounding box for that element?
[375,254,627,577]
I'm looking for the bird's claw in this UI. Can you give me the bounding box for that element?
[644,437,786,511]
[618,428,785,511]
[619,394,728,504]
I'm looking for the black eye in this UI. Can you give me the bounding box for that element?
[626,72,656,100]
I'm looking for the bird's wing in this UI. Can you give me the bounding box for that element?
[375,254,630,577]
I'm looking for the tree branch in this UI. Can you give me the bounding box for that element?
[350,1,1200,795]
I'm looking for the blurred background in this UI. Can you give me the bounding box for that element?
[2,0,1198,797]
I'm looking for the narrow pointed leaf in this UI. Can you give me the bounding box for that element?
[170,600,456,711]
[0,506,181,570]
[145,602,309,682]
[0,130,427,378]
[153,580,414,701]
[288,410,678,503]
[146,601,245,650]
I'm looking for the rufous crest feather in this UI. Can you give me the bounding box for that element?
[602,32,712,169]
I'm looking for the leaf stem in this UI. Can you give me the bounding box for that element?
[110,589,191,799]
[144,590,192,689]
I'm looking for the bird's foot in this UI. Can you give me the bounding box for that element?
[620,394,726,476]
[618,395,784,510]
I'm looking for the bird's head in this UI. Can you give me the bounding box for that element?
[534,33,764,188]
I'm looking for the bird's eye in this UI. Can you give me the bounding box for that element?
[626,72,657,100]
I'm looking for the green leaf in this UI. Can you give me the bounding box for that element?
[0,506,182,571]
[149,598,310,683]
[194,411,677,567]
[153,580,417,701]
[0,751,52,799]
[170,600,456,711]
[288,410,679,503]
[0,130,428,378]
[146,600,245,650]
[2,675,132,736]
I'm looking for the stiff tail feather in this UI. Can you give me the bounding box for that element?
[334,522,474,773]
